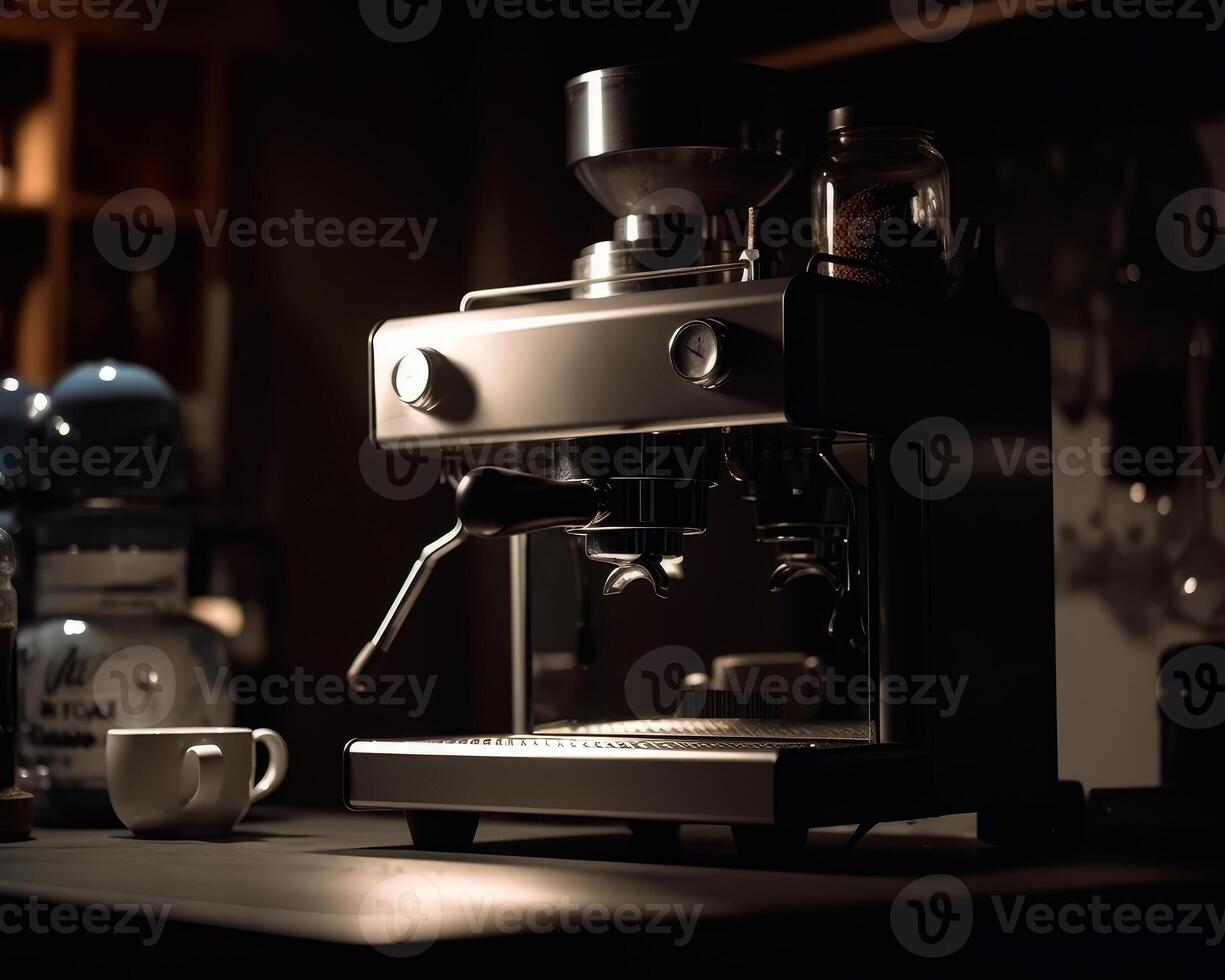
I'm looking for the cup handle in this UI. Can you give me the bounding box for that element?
[250,728,288,803]
[181,744,224,816]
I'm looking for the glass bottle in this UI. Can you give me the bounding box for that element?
[0,527,33,840]
[16,362,231,824]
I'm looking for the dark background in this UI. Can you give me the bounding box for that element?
[5,0,1224,803]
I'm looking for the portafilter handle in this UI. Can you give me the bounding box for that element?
[456,467,606,538]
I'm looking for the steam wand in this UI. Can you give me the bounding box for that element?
[346,519,468,691]
[348,466,612,688]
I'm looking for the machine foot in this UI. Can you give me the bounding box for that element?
[405,810,480,852]
[977,780,1085,852]
[731,823,809,861]
[627,820,681,854]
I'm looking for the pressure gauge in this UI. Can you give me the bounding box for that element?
[668,318,732,389]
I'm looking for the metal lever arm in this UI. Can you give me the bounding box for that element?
[346,519,468,688]
[459,260,752,312]
[456,467,606,538]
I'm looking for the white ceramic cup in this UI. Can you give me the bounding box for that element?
[106,727,288,838]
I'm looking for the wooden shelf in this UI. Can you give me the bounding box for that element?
[0,4,266,495]
[0,22,245,384]
[3,13,266,460]
[752,0,1046,70]
[0,2,275,50]
[0,199,50,217]
[68,191,202,222]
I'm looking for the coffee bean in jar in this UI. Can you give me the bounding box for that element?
[814,106,951,289]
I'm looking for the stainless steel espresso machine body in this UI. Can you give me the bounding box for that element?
[343,64,1060,854]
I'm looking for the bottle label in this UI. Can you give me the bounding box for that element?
[35,550,188,617]
[17,618,232,800]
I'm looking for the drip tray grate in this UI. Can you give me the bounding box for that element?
[532,717,871,741]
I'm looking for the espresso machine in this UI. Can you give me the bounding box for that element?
[344,64,1061,855]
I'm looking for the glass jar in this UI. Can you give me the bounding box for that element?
[813,107,950,288]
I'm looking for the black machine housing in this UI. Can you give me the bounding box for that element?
[343,271,1058,849]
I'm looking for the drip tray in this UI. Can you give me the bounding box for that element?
[534,718,871,741]
[344,723,921,827]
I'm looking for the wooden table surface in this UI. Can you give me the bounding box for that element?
[2,806,1221,966]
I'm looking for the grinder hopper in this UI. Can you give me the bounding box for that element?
[565,63,800,295]
[565,62,800,217]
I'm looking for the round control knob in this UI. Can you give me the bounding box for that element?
[668,319,732,389]
[392,348,444,410]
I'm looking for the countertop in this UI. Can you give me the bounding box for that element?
[2,806,1223,967]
